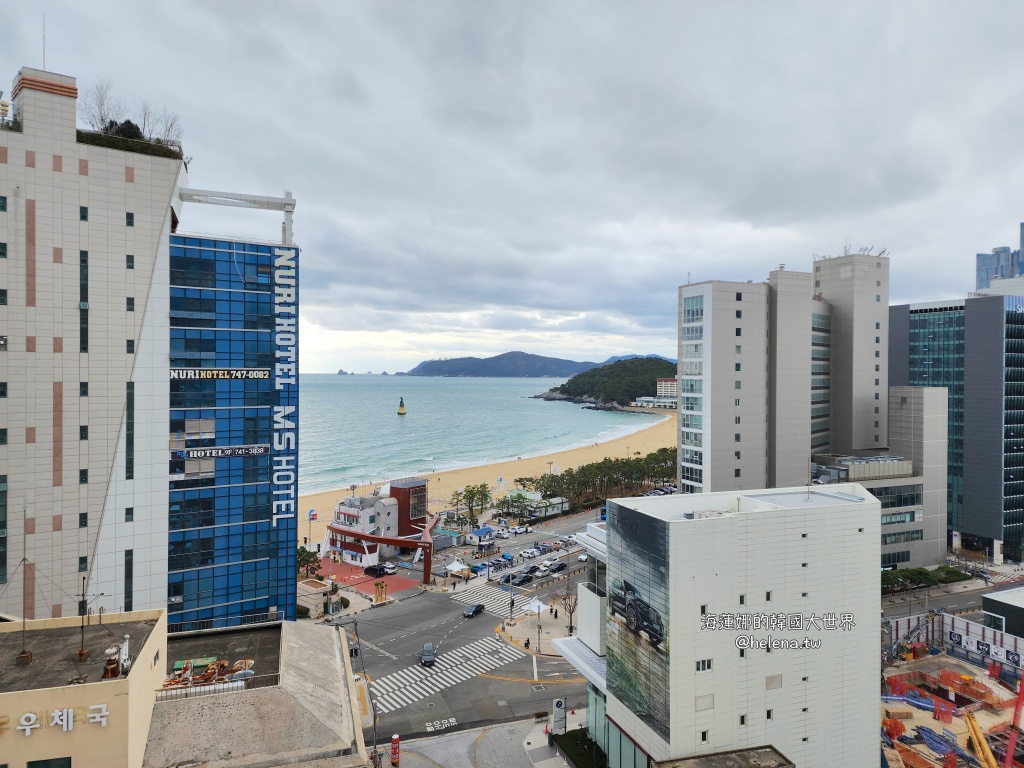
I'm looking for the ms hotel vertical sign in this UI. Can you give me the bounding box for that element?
[272,246,299,528]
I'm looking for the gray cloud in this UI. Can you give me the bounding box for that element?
[4,2,1024,370]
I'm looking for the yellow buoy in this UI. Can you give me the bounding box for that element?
[398,397,407,416]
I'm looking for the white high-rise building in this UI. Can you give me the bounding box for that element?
[677,255,890,493]
[556,484,880,768]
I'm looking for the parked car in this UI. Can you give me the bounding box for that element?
[470,563,488,574]
[521,549,538,558]
[510,573,533,586]
[542,559,558,568]
[578,553,589,562]
[463,603,485,618]
[363,564,388,577]
[498,574,515,585]
[495,530,510,539]
[420,642,436,667]
[524,564,543,575]
[534,566,550,577]
[610,579,665,647]
[548,562,567,573]
[512,526,527,534]
[383,563,398,575]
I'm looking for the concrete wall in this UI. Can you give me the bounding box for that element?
[577,582,605,656]
[767,269,814,487]
[963,296,1007,544]
[816,254,889,452]
[887,387,948,567]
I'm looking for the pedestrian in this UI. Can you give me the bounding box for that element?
[555,609,559,619]
[452,581,457,591]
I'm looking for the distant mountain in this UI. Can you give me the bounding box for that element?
[403,351,603,378]
[337,369,349,375]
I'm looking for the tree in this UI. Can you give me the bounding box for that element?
[297,546,322,578]
[79,79,184,143]
[79,78,124,132]
[450,490,465,520]
[555,586,579,637]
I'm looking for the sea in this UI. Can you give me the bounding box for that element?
[298,374,663,495]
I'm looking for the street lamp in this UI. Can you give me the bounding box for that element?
[547,461,554,475]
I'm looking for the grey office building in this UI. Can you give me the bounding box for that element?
[891,292,1024,563]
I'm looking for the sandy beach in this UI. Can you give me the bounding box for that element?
[295,410,677,546]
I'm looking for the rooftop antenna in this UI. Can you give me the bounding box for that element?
[16,506,31,666]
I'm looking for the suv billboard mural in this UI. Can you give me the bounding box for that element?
[606,500,670,742]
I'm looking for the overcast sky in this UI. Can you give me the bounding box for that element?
[5,3,1023,372]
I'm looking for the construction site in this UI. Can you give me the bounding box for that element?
[881,608,1024,767]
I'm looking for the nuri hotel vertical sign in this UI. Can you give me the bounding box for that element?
[272,247,299,527]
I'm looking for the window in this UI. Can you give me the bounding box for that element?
[739,594,745,604]
[735,380,741,389]
[127,340,135,353]
[126,254,135,269]
[739,648,745,657]
[875,379,879,385]
[735,363,741,371]
[874,421,879,428]
[735,416,741,424]
[696,658,713,672]
[740,714,747,726]
[735,468,741,478]
[79,426,88,440]
[80,308,88,352]
[802,592,808,597]
[0,429,6,445]
[78,556,88,572]
[735,328,742,337]
[701,730,709,743]
[0,195,6,211]
[0,336,6,351]
[875,336,880,344]
[735,345,741,353]
[801,533,807,538]
[876,322,881,329]
[0,242,5,258]
[765,591,772,601]
[700,604,707,615]
[126,212,135,226]
[79,512,88,528]
[127,297,135,311]
[79,469,88,484]
[875,350,880,358]
[124,549,133,611]
[734,451,741,460]
[736,310,742,318]
[802,562,807,567]
[876,295,881,302]
[767,709,774,720]
[875,365,879,372]
[79,206,88,222]
[734,433,741,442]
[875,406,879,413]
[0,382,5,397]
[125,507,134,522]
[734,398,740,406]
[736,292,742,301]
[28,758,73,768]
[874,392,880,399]
[0,289,6,305]
[126,382,134,480]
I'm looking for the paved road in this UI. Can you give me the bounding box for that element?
[341,587,586,740]
[880,578,1024,619]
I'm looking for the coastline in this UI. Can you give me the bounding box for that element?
[295,410,677,543]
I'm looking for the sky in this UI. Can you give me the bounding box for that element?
[4,2,1024,373]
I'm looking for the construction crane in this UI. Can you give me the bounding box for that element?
[966,711,1000,768]
[1001,677,1024,768]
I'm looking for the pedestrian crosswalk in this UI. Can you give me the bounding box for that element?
[369,637,523,714]
[449,582,529,619]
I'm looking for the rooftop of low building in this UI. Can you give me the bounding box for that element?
[655,745,794,767]
[0,613,159,693]
[165,623,281,678]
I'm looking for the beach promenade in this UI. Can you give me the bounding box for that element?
[296,410,676,546]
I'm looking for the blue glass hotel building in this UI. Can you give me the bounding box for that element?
[167,236,299,629]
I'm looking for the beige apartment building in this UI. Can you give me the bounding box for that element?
[677,255,946,568]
